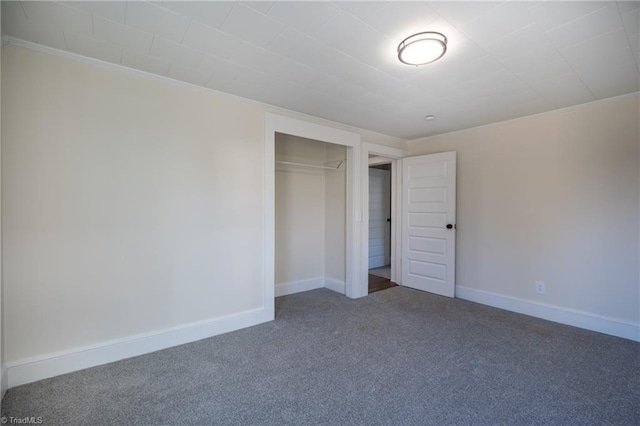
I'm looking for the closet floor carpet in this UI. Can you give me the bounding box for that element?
[2,287,639,425]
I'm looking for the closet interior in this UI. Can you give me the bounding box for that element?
[275,132,347,296]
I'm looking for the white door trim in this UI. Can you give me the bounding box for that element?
[368,168,391,269]
[265,113,362,310]
[361,142,408,291]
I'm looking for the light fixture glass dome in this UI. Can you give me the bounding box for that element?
[398,32,447,66]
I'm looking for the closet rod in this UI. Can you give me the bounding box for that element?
[276,160,343,170]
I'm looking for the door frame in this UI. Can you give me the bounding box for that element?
[368,167,392,269]
[361,142,408,292]
[264,113,362,318]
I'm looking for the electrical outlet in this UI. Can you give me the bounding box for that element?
[535,281,546,295]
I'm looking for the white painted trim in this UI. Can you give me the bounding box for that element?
[408,92,640,144]
[6,307,271,388]
[456,286,640,342]
[393,160,403,285]
[264,117,276,321]
[368,156,392,166]
[363,143,408,159]
[273,277,345,297]
[345,144,362,298]
[8,36,636,147]
[1,13,5,398]
[325,278,346,295]
[368,167,392,268]
[275,278,325,297]
[266,114,360,149]
[1,365,7,399]
[4,37,399,147]
[361,142,408,291]
[265,113,362,302]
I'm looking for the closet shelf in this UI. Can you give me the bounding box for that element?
[276,160,343,170]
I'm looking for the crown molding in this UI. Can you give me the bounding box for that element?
[408,91,640,144]
[6,37,635,146]
[4,37,406,145]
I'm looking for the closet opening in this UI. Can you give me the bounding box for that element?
[265,113,364,317]
[274,133,347,298]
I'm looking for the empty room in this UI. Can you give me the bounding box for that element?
[0,1,639,424]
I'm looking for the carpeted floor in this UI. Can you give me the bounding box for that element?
[2,287,639,425]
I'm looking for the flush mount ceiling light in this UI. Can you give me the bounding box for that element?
[397,32,447,66]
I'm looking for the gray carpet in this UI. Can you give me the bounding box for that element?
[2,287,639,425]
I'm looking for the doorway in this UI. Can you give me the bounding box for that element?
[368,161,396,293]
[266,119,457,307]
[360,143,406,296]
[265,113,364,319]
[274,133,347,297]
[360,144,457,299]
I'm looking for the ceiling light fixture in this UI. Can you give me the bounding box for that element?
[398,32,447,66]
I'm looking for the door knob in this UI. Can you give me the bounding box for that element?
[446,224,454,229]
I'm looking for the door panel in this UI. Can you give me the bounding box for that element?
[402,152,456,297]
[369,168,391,269]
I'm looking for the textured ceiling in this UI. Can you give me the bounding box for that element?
[2,1,639,139]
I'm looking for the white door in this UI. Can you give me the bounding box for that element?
[402,152,456,297]
[368,168,391,268]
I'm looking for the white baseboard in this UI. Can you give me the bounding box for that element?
[456,286,640,342]
[325,278,346,295]
[6,307,272,389]
[275,277,324,297]
[7,277,347,389]
[1,364,7,400]
[275,277,346,297]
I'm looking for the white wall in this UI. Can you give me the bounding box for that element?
[1,44,405,385]
[2,44,267,364]
[408,95,640,336]
[275,134,326,285]
[0,4,5,399]
[324,144,346,284]
[274,134,346,293]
